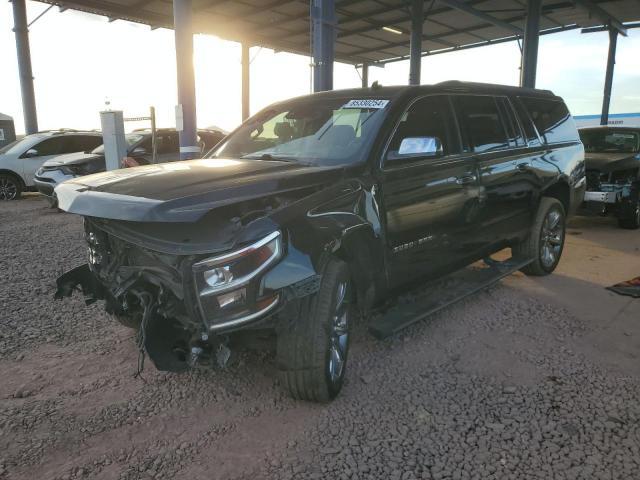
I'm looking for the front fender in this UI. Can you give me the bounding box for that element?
[265,179,385,312]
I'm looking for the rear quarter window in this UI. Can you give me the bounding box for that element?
[452,95,509,153]
[64,135,102,153]
[518,97,579,144]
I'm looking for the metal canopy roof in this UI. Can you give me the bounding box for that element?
[33,0,640,64]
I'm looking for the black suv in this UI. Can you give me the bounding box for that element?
[55,82,585,402]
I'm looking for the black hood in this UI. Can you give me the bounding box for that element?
[585,152,640,173]
[56,158,346,223]
[43,151,104,167]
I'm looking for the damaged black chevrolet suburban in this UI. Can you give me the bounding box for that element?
[55,82,585,402]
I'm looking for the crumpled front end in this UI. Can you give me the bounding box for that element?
[56,218,290,372]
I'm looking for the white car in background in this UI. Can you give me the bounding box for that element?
[0,130,102,200]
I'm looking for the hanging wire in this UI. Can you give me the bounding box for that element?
[133,291,156,382]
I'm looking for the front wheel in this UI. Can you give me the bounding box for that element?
[514,197,566,276]
[618,199,640,230]
[0,174,22,201]
[277,258,352,402]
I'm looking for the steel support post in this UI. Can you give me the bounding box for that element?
[600,28,618,126]
[361,63,369,88]
[409,0,423,86]
[241,43,250,121]
[311,0,335,92]
[11,0,38,134]
[173,0,199,160]
[520,0,541,88]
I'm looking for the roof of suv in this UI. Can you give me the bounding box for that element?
[271,81,559,109]
[31,129,102,138]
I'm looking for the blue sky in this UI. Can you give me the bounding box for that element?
[1,1,639,135]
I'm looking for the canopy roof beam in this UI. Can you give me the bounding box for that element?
[573,0,627,36]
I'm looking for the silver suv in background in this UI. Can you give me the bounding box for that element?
[0,130,102,200]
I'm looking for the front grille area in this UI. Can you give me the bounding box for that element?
[586,169,608,190]
[83,220,193,319]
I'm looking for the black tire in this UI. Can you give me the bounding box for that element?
[277,258,352,402]
[514,197,566,276]
[0,173,22,201]
[618,200,640,230]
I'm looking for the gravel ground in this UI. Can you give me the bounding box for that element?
[1,195,639,480]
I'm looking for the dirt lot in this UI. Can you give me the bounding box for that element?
[1,194,639,480]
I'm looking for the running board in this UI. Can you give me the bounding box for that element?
[368,256,534,340]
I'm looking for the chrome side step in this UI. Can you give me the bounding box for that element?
[368,256,534,340]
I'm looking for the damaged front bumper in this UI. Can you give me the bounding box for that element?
[55,219,319,371]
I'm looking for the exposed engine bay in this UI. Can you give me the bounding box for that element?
[57,219,207,372]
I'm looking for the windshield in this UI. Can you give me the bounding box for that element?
[580,129,639,153]
[208,97,390,166]
[91,133,146,154]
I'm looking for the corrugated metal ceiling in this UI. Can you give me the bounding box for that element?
[34,0,640,64]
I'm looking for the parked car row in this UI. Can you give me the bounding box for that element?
[0,129,102,200]
[0,128,226,201]
[34,128,225,206]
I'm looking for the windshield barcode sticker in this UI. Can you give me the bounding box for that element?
[343,99,389,109]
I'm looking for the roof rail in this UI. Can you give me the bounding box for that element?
[36,128,102,134]
[37,128,79,133]
[436,80,554,95]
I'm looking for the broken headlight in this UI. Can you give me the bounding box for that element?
[192,231,282,330]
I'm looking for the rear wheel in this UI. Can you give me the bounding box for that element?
[277,258,352,402]
[514,197,566,276]
[618,199,640,230]
[0,174,22,201]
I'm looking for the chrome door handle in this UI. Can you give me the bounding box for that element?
[455,174,477,185]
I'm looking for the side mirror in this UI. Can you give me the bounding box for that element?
[23,149,39,158]
[131,147,148,157]
[386,136,443,162]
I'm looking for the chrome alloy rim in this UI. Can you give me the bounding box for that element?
[328,281,349,384]
[0,177,18,201]
[540,208,564,268]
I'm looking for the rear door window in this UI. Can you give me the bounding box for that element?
[157,133,179,154]
[452,95,509,153]
[63,135,102,153]
[518,97,579,144]
[512,99,541,146]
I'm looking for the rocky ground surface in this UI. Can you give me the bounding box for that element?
[1,195,639,480]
